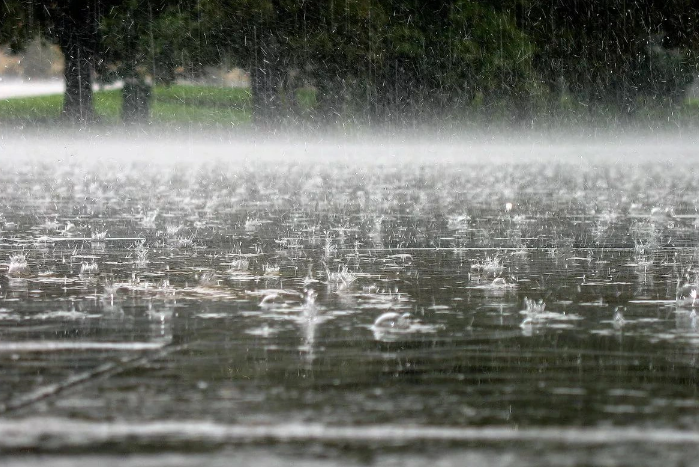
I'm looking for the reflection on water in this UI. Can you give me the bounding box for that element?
[1,156,699,463]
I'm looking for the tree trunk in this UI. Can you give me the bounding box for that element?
[251,67,278,127]
[121,79,152,123]
[315,73,343,127]
[251,28,281,128]
[121,59,152,123]
[59,36,96,123]
[367,68,390,127]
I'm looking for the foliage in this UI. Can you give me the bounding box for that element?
[518,0,699,115]
[100,1,195,85]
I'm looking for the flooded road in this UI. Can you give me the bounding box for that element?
[1,139,699,465]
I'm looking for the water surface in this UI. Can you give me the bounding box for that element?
[1,139,698,465]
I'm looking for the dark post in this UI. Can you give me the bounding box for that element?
[55,1,99,123]
[122,78,153,123]
[59,31,96,122]
[251,26,281,128]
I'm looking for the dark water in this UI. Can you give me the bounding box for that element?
[2,148,699,465]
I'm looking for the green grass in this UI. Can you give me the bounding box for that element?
[0,84,252,126]
[94,89,122,122]
[2,83,698,129]
[155,84,250,109]
[152,101,250,125]
[152,85,251,124]
[295,88,317,112]
[0,93,64,123]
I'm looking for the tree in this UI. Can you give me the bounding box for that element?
[52,1,101,122]
[1,1,101,122]
[291,0,382,125]
[1,1,192,123]
[196,0,540,127]
[100,1,191,122]
[0,1,34,53]
[518,0,699,120]
[353,0,539,125]
[194,0,293,127]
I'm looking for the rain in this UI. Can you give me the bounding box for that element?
[2,2,699,466]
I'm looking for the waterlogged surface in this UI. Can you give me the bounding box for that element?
[1,142,699,465]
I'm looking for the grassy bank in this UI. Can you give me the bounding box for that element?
[1,83,698,131]
[0,84,252,126]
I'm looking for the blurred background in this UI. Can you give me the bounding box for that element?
[1,1,698,131]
